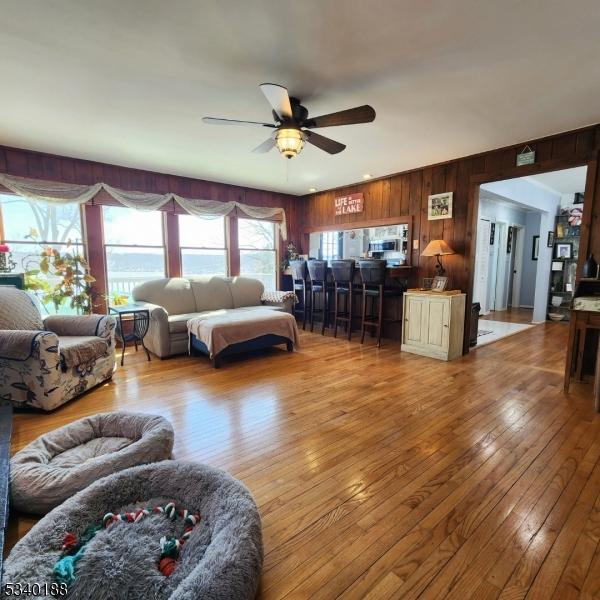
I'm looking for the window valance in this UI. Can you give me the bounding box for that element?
[0,174,288,240]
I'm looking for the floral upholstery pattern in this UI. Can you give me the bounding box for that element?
[0,289,116,411]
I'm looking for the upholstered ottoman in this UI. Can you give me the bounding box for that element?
[187,307,299,367]
[4,461,263,600]
[10,412,174,514]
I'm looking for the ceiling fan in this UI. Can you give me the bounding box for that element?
[202,83,376,159]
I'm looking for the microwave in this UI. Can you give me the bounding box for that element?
[368,240,397,252]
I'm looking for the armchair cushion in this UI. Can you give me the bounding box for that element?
[59,336,109,369]
[0,287,43,331]
[44,314,108,337]
[0,330,51,361]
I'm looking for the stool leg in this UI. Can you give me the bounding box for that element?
[310,289,315,332]
[595,336,600,412]
[347,286,353,341]
[321,289,327,336]
[376,285,383,347]
[334,285,339,338]
[302,284,308,330]
[361,287,367,344]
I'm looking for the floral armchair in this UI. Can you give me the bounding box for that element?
[0,287,116,411]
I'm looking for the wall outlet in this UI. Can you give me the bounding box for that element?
[413,239,419,250]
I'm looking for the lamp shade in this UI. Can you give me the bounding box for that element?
[421,239,455,257]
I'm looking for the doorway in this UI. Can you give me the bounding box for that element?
[472,166,587,347]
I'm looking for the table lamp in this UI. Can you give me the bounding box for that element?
[421,239,455,276]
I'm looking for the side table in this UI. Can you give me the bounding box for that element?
[108,304,152,367]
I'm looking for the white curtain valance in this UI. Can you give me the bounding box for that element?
[0,173,288,239]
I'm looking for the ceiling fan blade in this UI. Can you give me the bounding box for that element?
[202,117,275,128]
[303,105,376,128]
[304,131,346,155]
[252,137,275,154]
[259,83,293,121]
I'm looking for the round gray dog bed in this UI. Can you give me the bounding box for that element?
[10,412,174,514]
[5,461,263,600]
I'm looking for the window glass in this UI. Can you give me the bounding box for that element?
[178,214,227,276]
[0,194,85,314]
[238,219,277,291]
[102,206,165,300]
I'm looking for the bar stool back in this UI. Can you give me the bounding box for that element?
[358,260,387,346]
[307,259,329,335]
[290,259,310,329]
[331,259,356,340]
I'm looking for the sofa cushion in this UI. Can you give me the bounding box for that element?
[188,276,234,312]
[0,287,43,331]
[132,278,196,316]
[229,276,265,308]
[59,336,109,368]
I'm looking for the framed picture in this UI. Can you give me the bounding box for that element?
[427,192,453,220]
[532,235,539,260]
[574,192,584,204]
[551,261,563,271]
[507,226,513,253]
[430,276,448,292]
[554,243,572,260]
[422,277,433,290]
[547,231,555,247]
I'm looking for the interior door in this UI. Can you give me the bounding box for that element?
[474,218,491,314]
[510,226,524,308]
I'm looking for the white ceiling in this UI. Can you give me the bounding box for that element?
[525,166,587,195]
[1,1,600,195]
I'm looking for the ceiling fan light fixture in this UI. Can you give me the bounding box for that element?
[275,128,305,158]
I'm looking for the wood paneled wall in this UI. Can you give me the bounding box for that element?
[302,125,600,351]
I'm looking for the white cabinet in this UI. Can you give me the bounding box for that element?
[401,292,466,361]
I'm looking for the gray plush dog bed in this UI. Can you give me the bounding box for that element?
[10,412,174,514]
[4,461,263,600]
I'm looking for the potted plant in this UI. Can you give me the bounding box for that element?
[23,228,95,314]
[280,242,299,274]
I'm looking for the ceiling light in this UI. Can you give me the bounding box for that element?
[362,173,372,180]
[308,187,317,193]
[275,128,305,159]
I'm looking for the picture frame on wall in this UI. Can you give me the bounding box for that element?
[547,231,555,247]
[507,226,513,253]
[430,276,449,292]
[427,192,453,220]
[532,235,539,260]
[555,243,572,260]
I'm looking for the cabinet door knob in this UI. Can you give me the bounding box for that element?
[444,324,449,328]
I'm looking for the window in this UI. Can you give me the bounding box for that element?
[179,214,227,276]
[0,194,84,314]
[238,218,277,291]
[102,206,165,299]
[321,231,341,261]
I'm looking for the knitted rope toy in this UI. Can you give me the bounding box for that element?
[53,502,201,585]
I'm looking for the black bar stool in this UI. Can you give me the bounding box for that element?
[290,259,310,330]
[331,259,356,341]
[358,260,403,347]
[307,259,330,335]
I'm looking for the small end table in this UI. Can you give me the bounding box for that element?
[108,304,152,367]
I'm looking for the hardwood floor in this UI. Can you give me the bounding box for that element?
[480,307,535,324]
[7,323,600,599]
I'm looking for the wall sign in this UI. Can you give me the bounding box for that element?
[334,193,364,216]
[516,145,536,166]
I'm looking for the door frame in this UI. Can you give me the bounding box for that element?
[510,224,525,308]
[464,153,598,354]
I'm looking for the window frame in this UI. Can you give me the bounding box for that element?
[237,217,279,291]
[101,205,167,298]
[178,213,229,277]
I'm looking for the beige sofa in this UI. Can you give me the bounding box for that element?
[131,276,295,358]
